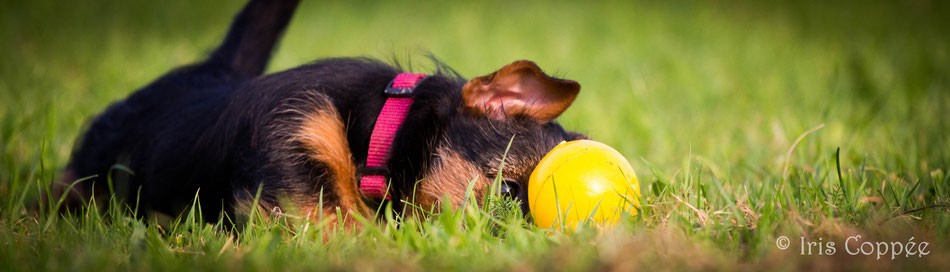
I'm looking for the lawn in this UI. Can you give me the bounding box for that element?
[1,0,949,270]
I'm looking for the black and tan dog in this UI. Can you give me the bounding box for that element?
[60,0,586,226]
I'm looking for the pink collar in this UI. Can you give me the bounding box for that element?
[359,73,427,199]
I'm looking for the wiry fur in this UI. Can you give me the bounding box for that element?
[60,0,586,225]
[290,94,367,216]
[415,147,486,211]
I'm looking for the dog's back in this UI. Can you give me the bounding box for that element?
[61,0,301,217]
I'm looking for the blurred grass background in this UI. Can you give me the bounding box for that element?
[1,0,949,270]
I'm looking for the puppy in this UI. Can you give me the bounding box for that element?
[59,0,586,226]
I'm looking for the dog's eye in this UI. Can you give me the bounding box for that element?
[499,178,520,196]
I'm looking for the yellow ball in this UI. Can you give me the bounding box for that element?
[528,140,640,230]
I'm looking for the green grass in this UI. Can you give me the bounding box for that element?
[2,0,949,270]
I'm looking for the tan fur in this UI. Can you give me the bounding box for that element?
[412,146,489,212]
[240,95,371,231]
[293,106,372,218]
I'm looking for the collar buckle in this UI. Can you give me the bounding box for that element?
[384,73,427,97]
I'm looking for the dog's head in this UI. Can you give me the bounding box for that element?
[412,60,586,214]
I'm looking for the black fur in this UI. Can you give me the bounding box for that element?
[64,0,582,221]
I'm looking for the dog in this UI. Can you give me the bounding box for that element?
[59,0,586,227]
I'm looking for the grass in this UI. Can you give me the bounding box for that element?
[2,0,949,270]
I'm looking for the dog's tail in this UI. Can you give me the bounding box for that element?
[207,0,301,78]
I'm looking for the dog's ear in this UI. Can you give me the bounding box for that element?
[462,60,580,122]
